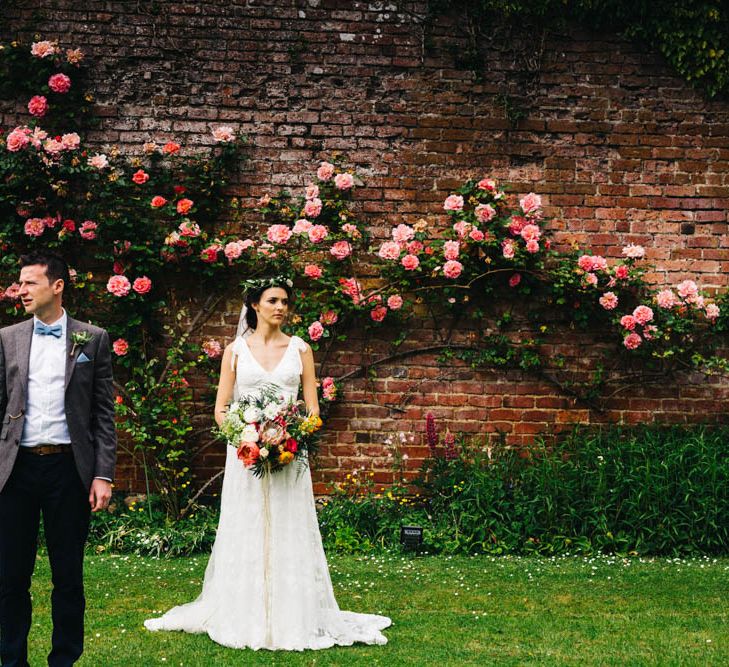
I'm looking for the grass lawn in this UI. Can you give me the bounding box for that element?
[25,552,728,666]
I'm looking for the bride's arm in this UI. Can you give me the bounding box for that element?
[214,344,236,427]
[300,343,320,417]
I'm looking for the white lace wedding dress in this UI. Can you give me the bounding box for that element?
[144,335,391,650]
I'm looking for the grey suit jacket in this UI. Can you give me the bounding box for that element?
[0,316,117,491]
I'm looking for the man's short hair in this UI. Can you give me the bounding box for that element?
[19,250,71,289]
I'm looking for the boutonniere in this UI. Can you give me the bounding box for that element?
[70,330,94,357]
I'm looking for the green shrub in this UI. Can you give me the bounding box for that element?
[88,495,219,558]
[318,425,729,556]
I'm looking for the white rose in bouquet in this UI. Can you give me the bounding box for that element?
[259,447,269,459]
[241,423,260,443]
[243,405,263,423]
[263,402,282,420]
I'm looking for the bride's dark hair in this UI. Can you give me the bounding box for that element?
[244,279,294,331]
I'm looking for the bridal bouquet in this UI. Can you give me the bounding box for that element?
[219,384,323,477]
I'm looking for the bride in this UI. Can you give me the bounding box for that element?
[144,276,391,650]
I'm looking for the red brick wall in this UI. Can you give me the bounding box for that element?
[3,1,728,495]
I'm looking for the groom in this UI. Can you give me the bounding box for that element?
[0,251,116,667]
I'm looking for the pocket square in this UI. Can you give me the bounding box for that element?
[76,352,91,363]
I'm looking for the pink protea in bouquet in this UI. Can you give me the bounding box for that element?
[219,384,322,477]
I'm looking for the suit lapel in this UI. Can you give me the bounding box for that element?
[65,317,80,390]
[16,319,34,398]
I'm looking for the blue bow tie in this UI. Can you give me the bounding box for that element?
[34,321,63,338]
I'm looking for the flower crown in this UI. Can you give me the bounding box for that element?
[241,275,294,295]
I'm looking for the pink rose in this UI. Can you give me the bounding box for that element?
[469,229,485,242]
[30,127,47,148]
[525,239,540,254]
[632,305,654,325]
[509,216,527,236]
[317,162,335,181]
[178,221,201,237]
[107,275,131,297]
[342,223,361,238]
[150,196,167,208]
[60,133,80,150]
[502,239,515,259]
[239,239,255,250]
[477,178,496,191]
[334,173,354,190]
[176,198,194,215]
[305,183,320,200]
[293,219,313,234]
[444,194,464,211]
[676,280,698,299]
[401,254,420,270]
[3,283,20,300]
[584,272,598,287]
[132,169,149,184]
[24,218,45,237]
[31,41,57,58]
[620,315,637,330]
[308,321,324,342]
[622,244,646,259]
[443,260,463,279]
[303,198,323,218]
[378,241,401,260]
[475,204,496,223]
[320,310,338,325]
[132,276,152,294]
[88,153,109,169]
[578,255,594,272]
[706,303,720,320]
[509,273,521,288]
[212,126,236,142]
[339,277,362,304]
[656,289,678,309]
[112,339,129,356]
[330,241,352,260]
[48,73,71,94]
[519,193,542,216]
[66,48,84,65]
[614,265,629,280]
[443,240,460,261]
[6,128,30,152]
[27,96,48,117]
[370,305,387,322]
[224,242,243,262]
[267,224,292,244]
[644,325,658,340]
[392,224,415,243]
[387,294,403,310]
[79,220,98,240]
[307,225,328,243]
[43,138,63,155]
[304,264,323,279]
[453,221,472,239]
[200,244,222,263]
[407,240,424,254]
[321,376,337,401]
[623,332,642,350]
[202,339,223,358]
[520,224,541,243]
[599,292,618,310]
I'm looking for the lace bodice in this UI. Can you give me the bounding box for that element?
[230,335,307,403]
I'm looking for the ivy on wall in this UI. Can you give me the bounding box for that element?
[428,0,729,98]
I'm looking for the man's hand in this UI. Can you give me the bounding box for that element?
[89,479,112,512]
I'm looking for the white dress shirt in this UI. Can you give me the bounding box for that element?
[20,309,72,447]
